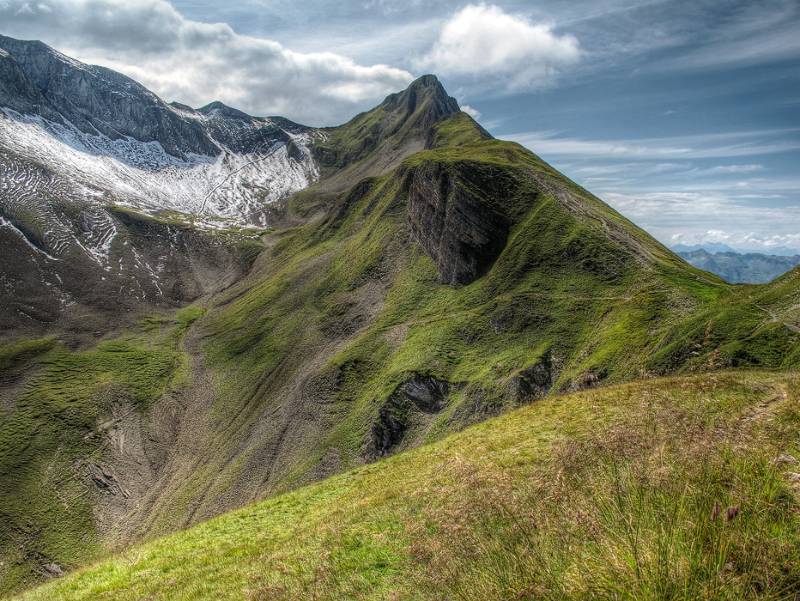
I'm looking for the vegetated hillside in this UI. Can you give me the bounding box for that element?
[114,85,800,576]
[2,73,800,596]
[0,308,204,594]
[678,248,800,284]
[14,370,800,600]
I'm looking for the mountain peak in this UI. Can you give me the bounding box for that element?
[0,35,95,81]
[312,73,476,182]
[406,73,449,95]
[0,34,49,53]
[0,40,57,119]
[0,34,221,158]
[380,73,460,127]
[316,74,461,180]
[197,101,254,121]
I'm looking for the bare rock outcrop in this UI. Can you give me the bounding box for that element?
[367,374,451,458]
[406,160,536,285]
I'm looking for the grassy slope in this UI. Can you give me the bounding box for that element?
[653,265,800,372]
[169,113,799,512]
[15,370,800,600]
[0,307,202,595]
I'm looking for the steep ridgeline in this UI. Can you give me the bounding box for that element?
[0,35,318,333]
[2,48,800,596]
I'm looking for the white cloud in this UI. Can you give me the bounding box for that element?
[509,129,800,160]
[0,0,414,125]
[417,3,580,91]
[704,164,764,174]
[671,230,800,253]
[568,162,687,177]
[600,189,800,252]
[461,104,481,119]
[742,232,800,251]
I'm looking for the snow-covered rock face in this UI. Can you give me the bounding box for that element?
[0,35,321,227]
[0,108,319,226]
[0,35,321,331]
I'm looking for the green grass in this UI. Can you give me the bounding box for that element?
[428,111,488,148]
[649,270,800,373]
[14,371,800,600]
[0,339,55,374]
[0,314,195,596]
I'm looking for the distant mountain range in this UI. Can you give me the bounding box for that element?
[674,242,800,257]
[674,247,800,284]
[672,242,739,254]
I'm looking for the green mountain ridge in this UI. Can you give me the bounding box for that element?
[1,74,799,597]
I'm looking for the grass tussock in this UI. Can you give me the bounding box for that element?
[413,397,800,600]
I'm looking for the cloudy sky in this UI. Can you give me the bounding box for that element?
[1,0,798,252]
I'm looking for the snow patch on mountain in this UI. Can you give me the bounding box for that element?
[0,215,60,261]
[0,107,319,226]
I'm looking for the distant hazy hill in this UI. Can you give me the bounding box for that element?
[673,242,738,254]
[677,248,800,284]
[674,242,800,258]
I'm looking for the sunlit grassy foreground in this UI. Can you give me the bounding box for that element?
[16,371,800,600]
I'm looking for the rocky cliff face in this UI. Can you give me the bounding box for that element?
[0,35,217,158]
[367,374,452,458]
[0,35,319,226]
[0,47,59,120]
[405,159,535,285]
